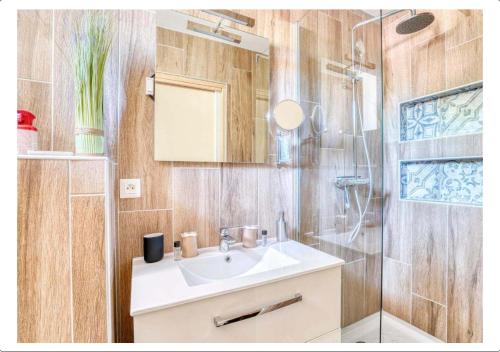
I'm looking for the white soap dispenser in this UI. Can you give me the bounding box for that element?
[276,211,288,242]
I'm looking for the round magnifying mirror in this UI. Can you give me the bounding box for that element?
[273,99,305,131]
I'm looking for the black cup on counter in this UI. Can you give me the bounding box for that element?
[143,233,164,263]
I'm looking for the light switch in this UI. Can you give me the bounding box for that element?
[120,179,141,198]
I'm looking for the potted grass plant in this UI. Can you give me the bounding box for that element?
[73,11,113,155]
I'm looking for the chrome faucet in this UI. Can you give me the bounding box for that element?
[219,226,242,252]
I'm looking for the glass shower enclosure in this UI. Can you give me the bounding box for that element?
[296,10,383,343]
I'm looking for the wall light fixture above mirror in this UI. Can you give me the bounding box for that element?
[154,10,270,163]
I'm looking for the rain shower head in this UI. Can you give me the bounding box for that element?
[396,11,435,34]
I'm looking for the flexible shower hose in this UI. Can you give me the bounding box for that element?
[348,79,373,244]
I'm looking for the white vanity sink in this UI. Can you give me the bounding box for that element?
[131,240,344,342]
[177,245,300,286]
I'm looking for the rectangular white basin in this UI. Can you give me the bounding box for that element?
[130,240,344,316]
[178,246,300,286]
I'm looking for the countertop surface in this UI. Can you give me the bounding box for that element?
[130,240,344,316]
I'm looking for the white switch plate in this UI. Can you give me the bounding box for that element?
[146,77,154,96]
[120,179,141,199]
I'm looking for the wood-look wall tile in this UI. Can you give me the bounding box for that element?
[18,159,71,342]
[52,10,83,152]
[70,160,105,194]
[318,12,342,62]
[318,148,344,231]
[408,139,444,159]
[290,9,312,23]
[382,257,411,322]
[364,22,381,73]
[411,294,447,341]
[184,35,209,79]
[17,80,52,151]
[232,47,253,71]
[441,134,482,157]
[299,162,319,238]
[383,144,412,264]
[173,167,220,247]
[319,236,365,264]
[411,33,446,97]
[382,37,412,143]
[340,10,364,68]
[365,253,382,316]
[156,44,185,74]
[17,10,52,82]
[103,10,120,160]
[220,163,258,227]
[258,162,294,238]
[267,10,294,109]
[447,206,482,342]
[445,37,482,89]
[342,259,366,327]
[364,197,382,255]
[299,11,319,103]
[118,10,173,211]
[445,10,482,49]
[411,204,447,305]
[320,75,349,149]
[117,210,172,342]
[71,196,107,342]
[227,69,254,162]
[156,27,186,48]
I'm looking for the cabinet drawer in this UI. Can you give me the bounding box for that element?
[134,267,341,342]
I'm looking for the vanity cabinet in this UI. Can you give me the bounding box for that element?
[133,266,341,343]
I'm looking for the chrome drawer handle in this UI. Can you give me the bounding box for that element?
[213,293,302,327]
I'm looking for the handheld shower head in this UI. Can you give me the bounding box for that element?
[396,11,435,34]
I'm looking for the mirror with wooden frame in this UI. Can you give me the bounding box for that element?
[154,10,270,163]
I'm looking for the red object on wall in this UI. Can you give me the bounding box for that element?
[17,109,38,131]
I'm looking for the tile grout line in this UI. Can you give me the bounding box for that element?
[118,208,173,213]
[411,292,447,308]
[17,77,52,85]
[70,193,106,197]
[445,34,482,51]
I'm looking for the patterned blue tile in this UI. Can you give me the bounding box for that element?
[400,158,483,206]
[400,82,482,141]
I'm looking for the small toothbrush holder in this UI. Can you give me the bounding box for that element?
[242,226,259,248]
[181,231,198,258]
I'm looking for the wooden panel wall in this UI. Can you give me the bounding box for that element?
[18,9,297,343]
[382,9,483,342]
[17,159,108,343]
[18,159,72,342]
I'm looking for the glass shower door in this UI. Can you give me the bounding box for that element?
[296,9,383,343]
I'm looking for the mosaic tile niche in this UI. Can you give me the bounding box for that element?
[400,81,482,141]
[400,158,483,206]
